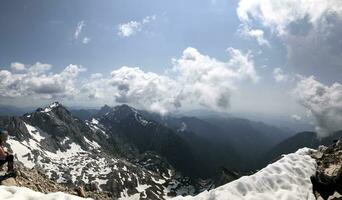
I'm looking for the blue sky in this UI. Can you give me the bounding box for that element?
[0,0,286,74]
[1,0,342,136]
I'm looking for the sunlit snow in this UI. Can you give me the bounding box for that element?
[173,148,317,200]
[0,186,92,200]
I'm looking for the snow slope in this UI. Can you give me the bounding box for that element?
[5,117,179,199]
[0,186,92,200]
[173,148,317,200]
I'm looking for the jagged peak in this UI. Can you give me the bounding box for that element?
[100,104,111,110]
[42,102,62,112]
[33,102,67,115]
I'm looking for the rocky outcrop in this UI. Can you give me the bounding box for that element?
[311,140,342,200]
[0,167,112,199]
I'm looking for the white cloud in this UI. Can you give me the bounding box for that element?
[0,63,85,99]
[73,21,91,44]
[118,21,141,37]
[82,37,91,44]
[81,47,259,114]
[1,48,259,114]
[10,62,26,72]
[240,25,270,47]
[237,0,342,36]
[74,20,85,39]
[237,0,342,71]
[118,15,156,37]
[291,114,302,121]
[74,21,85,39]
[273,68,288,82]
[294,76,342,137]
[142,15,156,24]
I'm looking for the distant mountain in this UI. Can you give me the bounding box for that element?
[200,117,291,169]
[260,131,342,168]
[137,111,292,172]
[138,113,242,176]
[69,108,98,121]
[0,105,33,116]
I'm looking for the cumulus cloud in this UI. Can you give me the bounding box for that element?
[10,62,26,72]
[118,15,156,37]
[294,76,342,137]
[240,25,270,47]
[291,114,302,121]
[81,47,259,114]
[273,68,288,82]
[237,0,342,71]
[74,20,85,39]
[237,0,342,35]
[0,63,85,99]
[1,48,259,114]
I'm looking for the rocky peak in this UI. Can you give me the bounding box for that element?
[93,104,112,118]
[20,102,101,152]
[100,104,151,126]
[35,102,62,113]
[112,104,137,116]
[311,139,342,199]
[0,167,112,199]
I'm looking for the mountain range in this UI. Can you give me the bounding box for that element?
[1,102,338,199]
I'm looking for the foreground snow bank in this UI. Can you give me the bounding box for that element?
[173,148,317,200]
[0,186,92,200]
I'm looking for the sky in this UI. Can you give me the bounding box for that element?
[0,0,342,136]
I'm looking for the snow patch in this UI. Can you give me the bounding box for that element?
[0,186,91,200]
[91,118,99,125]
[24,122,48,142]
[7,139,35,169]
[173,148,317,200]
[119,193,140,200]
[84,137,101,150]
[41,102,59,113]
[86,119,109,138]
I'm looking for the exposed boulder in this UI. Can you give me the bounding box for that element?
[1,177,17,186]
[311,140,342,200]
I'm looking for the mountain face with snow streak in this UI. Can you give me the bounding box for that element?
[0,102,201,199]
[96,104,199,178]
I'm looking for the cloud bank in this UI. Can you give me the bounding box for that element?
[0,62,85,99]
[294,76,342,137]
[0,48,258,114]
[81,47,259,114]
[237,0,342,70]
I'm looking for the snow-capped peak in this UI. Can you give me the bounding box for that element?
[41,102,61,113]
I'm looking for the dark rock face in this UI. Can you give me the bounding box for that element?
[311,140,342,200]
[0,116,29,141]
[98,104,199,178]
